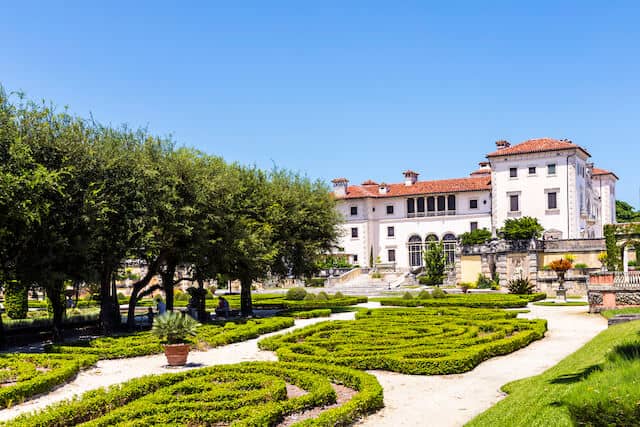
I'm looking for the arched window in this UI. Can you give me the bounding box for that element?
[426,234,438,242]
[442,233,457,267]
[408,235,423,267]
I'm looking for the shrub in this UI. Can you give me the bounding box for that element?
[501,216,544,240]
[423,242,446,285]
[260,308,546,375]
[417,290,432,299]
[316,291,329,301]
[6,361,383,427]
[507,277,535,294]
[174,290,190,302]
[4,281,28,319]
[574,263,589,269]
[458,282,476,294]
[333,291,345,299]
[460,228,492,246]
[303,293,317,301]
[116,292,126,300]
[289,309,332,319]
[285,287,307,301]
[432,287,447,298]
[378,293,543,309]
[476,274,494,290]
[402,292,413,299]
[151,312,200,344]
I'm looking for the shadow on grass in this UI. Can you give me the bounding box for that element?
[610,341,640,361]
[549,364,602,384]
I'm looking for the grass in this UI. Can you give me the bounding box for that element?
[467,320,640,427]
[532,301,588,307]
[601,307,640,319]
[260,307,546,375]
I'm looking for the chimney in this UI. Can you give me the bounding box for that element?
[331,178,349,197]
[378,182,389,194]
[495,140,511,150]
[403,170,419,186]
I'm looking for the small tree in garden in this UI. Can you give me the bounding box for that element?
[423,242,447,286]
[459,228,492,246]
[501,217,544,241]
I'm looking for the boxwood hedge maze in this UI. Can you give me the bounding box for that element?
[5,362,383,427]
[259,307,547,375]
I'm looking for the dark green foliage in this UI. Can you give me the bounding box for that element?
[151,311,200,344]
[5,361,383,427]
[417,290,432,299]
[303,293,317,301]
[0,353,97,409]
[507,277,535,295]
[288,309,332,319]
[604,224,623,271]
[4,280,28,319]
[316,291,329,301]
[402,292,413,299]
[260,308,546,375]
[304,277,326,287]
[423,242,446,286]
[47,317,293,359]
[285,287,308,301]
[476,273,499,290]
[501,216,544,240]
[616,200,640,223]
[460,228,492,246]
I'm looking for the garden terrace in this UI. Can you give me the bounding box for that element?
[468,320,640,427]
[46,317,294,359]
[259,308,547,375]
[377,293,546,309]
[3,361,383,427]
[0,354,97,409]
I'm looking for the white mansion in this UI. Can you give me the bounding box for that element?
[332,138,618,271]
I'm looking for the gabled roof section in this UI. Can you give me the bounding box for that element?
[334,176,491,200]
[487,138,590,158]
[592,167,619,180]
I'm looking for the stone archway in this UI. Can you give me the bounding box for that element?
[604,223,640,272]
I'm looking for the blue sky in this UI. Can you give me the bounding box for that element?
[2,1,639,207]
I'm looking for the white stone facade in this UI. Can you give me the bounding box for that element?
[333,138,618,271]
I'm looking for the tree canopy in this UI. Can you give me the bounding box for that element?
[0,87,341,339]
[500,217,544,241]
[616,200,640,223]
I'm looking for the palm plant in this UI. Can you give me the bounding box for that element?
[151,311,200,344]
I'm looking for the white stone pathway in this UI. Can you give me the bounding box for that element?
[1,303,606,426]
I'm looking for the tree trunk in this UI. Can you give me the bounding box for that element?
[0,311,5,349]
[48,280,65,343]
[111,274,122,328]
[196,277,207,322]
[99,270,117,336]
[126,254,165,330]
[161,261,177,311]
[240,276,253,317]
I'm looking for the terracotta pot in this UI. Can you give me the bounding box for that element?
[163,343,191,366]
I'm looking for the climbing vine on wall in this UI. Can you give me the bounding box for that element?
[604,223,640,271]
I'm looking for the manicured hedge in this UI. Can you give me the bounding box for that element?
[260,307,547,375]
[378,293,546,309]
[287,309,332,319]
[222,294,367,310]
[46,317,294,359]
[0,353,97,409]
[3,361,383,426]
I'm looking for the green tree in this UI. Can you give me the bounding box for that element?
[423,242,447,286]
[616,200,640,223]
[501,217,544,241]
[459,228,492,246]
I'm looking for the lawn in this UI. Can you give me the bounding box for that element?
[259,307,546,375]
[47,317,294,359]
[467,320,640,427]
[600,307,640,319]
[4,361,383,427]
[0,353,97,409]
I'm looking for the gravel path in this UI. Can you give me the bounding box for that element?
[356,304,607,427]
[1,303,606,426]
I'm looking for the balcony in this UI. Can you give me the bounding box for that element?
[407,210,456,218]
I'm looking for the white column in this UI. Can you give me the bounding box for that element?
[623,246,629,273]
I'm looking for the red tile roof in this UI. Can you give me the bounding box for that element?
[592,167,619,180]
[361,179,379,186]
[487,138,590,158]
[334,176,491,200]
[470,169,491,176]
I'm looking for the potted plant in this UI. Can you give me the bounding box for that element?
[152,311,200,366]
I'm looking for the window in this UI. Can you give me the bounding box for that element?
[427,196,435,213]
[447,195,456,212]
[350,206,357,216]
[417,197,425,213]
[387,226,395,237]
[548,164,556,175]
[470,222,478,231]
[528,166,536,175]
[407,198,415,214]
[510,195,519,212]
[408,235,423,267]
[437,196,446,212]
[351,227,358,238]
[469,199,478,209]
[548,192,557,210]
[510,167,518,178]
[386,205,394,215]
[443,233,456,266]
[388,249,396,262]
[353,255,358,263]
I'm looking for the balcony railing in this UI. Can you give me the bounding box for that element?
[407,210,457,218]
[589,271,640,288]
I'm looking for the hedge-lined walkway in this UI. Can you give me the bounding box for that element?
[356,304,607,427]
[0,310,359,422]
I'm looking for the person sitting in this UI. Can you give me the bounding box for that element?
[215,296,230,318]
[147,307,155,324]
